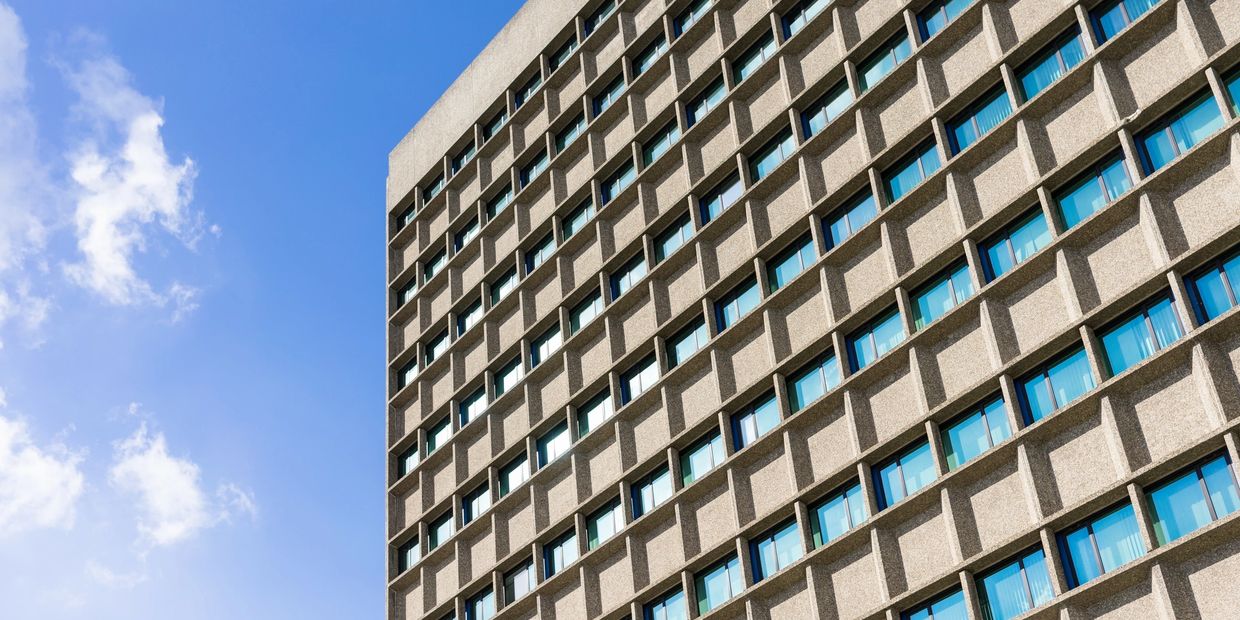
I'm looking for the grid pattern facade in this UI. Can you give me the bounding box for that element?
[386,0,1240,618]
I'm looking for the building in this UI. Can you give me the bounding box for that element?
[386,0,1240,618]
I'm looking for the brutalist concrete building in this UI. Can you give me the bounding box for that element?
[386,0,1240,618]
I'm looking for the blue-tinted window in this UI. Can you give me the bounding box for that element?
[621,355,659,404]
[811,482,866,547]
[876,440,936,509]
[632,465,673,518]
[716,278,761,330]
[634,34,669,76]
[982,209,1052,280]
[826,192,879,247]
[643,122,681,166]
[486,185,513,219]
[942,398,1011,470]
[397,444,419,478]
[644,588,687,620]
[802,82,853,138]
[483,110,508,141]
[1060,503,1145,587]
[1092,0,1160,43]
[502,561,534,605]
[593,75,626,115]
[919,0,975,39]
[789,352,842,411]
[681,431,726,486]
[667,318,709,368]
[562,199,595,238]
[783,0,830,37]
[1228,71,1240,116]
[537,422,570,467]
[674,0,711,36]
[1148,454,1239,545]
[1055,156,1131,229]
[1019,347,1095,424]
[733,33,776,83]
[424,249,446,281]
[514,72,542,108]
[525,233,556,273]
[686,77,727,126]
[1137,94,1225,173]
[732,393,780,450]
[424,174,444,202]
[543,529,578,578]
[978,548,1055,620]
[586,499,624,549]
[454,218,479,250]
[584,0,617,35]
[576,389,614,436]
[459,387,487,427]
[548,37,578,72]
[904,589,966,620]
[601,161,636,204]
[452,141,476,173]
[569,290,603,334]
[695,555,745,614]
[750,521,803,581]
[428,510,454,550]
[611,254,647,298]
[1100,296,1182,375]
[466,587,495,620]
[912,262,974,329]
[885,141,941,202]
[949,88,1012,154]
[1018,30,1086,100]
[699,173,743,223]
[556,114,586,151]
[655,213,694,262]
[849,309,906,371]
[749,130,796,182]
[859,35,912,91]
[768,235,816,291]
[520,150,548,187]
[1188,248,1240,323]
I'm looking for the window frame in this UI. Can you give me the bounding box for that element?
[910,261,975,330]
[883,139,942,202]
[732,33,777,83]
[1135,91,1225,174]
[620,354,660,404]
[976,547,1056,620]
[946,86,1013,155]
[666,317,709,368]
[858,33,912,91]
[1146,452,1240,545]
[1185,246,1240,324]
[749,520,803,582]
[536,422,571,468]
[748,129,796,182]
[847,308,907,372]
[686,76,726,126]
[809,480,866,547]
[801,80,853,138]
[680,430,726,486]
[940,397,1011,471]
[654,212,694,262]
[699,172,743,224]
[1016,27,1086,101]
[1053,154,1131,229]
[610,253,648,298]
[980,208,1052,281]
[874,439,937,510]
[1016,346,1096,425]
[1057,502,1146,588]
[1097,293,1183,376]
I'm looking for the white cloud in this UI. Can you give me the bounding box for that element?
[109,423,255,548]
[85,560,148,589]
[0,414,85,537]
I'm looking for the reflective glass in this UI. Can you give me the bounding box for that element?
[1020,33,1086,100]
[812,483,865,546]
[696,556,744,614]
[804,83,853,137]
[886,144,941,201]
[979,550,1054,620]
[827,194,879,246]
[790,354,841,411]
[681,432,726,485]
[1057,158,1130,229]
[906,590,967,620]
[943,399,1011,470]
[769,237,816,290]
[753,522,803,580]
[733,394,780,449]
[984,211,1051,279]
[860,36,912,91]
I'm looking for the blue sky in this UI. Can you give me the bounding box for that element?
[0,1,523,617]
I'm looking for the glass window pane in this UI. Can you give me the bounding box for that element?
[1141,129,1178,172]
[1058,174,1109,229]
[1046,350,1095,409]
[1064,525,1103,585]
[1192,268,1235,321]
[943,410,990,470]
[872,312,907,358]
[879,460,906,507]
[1100,158,1131,200]
[1091,505,1145,574]
[901,442,936,495]
[1149,470,1212,544]
[981,559,1031,620]
[1202,456,1240,518]
[773,523,804,571]
[1101,314,1156,375]
[914,277,955,330]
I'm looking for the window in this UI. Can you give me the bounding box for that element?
[544,529,579,577]
[802,82,853,138]
[584,0,616,35]
[457,298,482,336]
[948,88,1012,154]
[465,587,495,620]
[525,233,556,273]
[601,161,636,204]
[715,278,760,331]
[811,481,866,547]
[562,199,595,238]
[482,109,507,141]
[634,35,669,75]
[587,499,624,549]
[397,359,417,390]
[454,218,479,250]
[1147,454,1239,545]
[884,141,941,202]
[593,75,626,115]
[1018,347,1095,424]
[849,309,906,371]
[537,422,570,467]
[699,173,743,224]
[462,484,491,526]
[1092,0,1161,43]
[942,398,1011,470]
[531,326,563,367]
[397,536,420,573]
[919,0,975,40]
[426,418,451,455]
[1018,29,1086,100]
[643,122,681,165]
[548,36,578,72]
[674,0,710,36]
[611,254,647,298]
[428,511,454,551]
[750,521,803,581]
[397,444,419,478]
[826,192,879,247]
[397,279,416,308]
[904,589,966,620]
[789,352,842,412]
[912,262,974,329]
[859,34,912,91]
[397,205,415,232]
[490,268,517,305]
[731,393,780,450]
[1229,71,1240,116]
[569,290,603,334]
[667,318,709,368]
[767,237,816,292]
[680,431,726,486]
[424,249,447,281]
[654,213,694,262]
[452,141,476,173]
[978,548,1055,620]
[1188,248,1240,323]
[686,77,726,126]
[514,72,542,108]
[733,33,776,83]
[1054,155,1132,229]
[494,357,524,397]
[459,388,487,427]
[981,209,1051,280]
[644,588,687,620]
[576,390,615,436]
[520,149,549,186]
[502,561,534,604]
[1060,503,1145,587]
[783,0,830,37]
[486,184,513,218]
[556,113,586,151]
[749,129,796,182]
[876,440,936,509]
[1137,94,1224,173]
[424,331,449,366]
[1100,296,1182,375]
[499,455,530,497]
[621,355,659,404]
[695,556,745,614]
[632,465,673,518]
[424,174,444,202]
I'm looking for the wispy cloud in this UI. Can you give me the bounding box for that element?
[0,413,85,537]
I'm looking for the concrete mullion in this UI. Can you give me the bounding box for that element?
[939,486,966,564]
[1149,562,1179,620]
[857,460,880,524]
[1098,395,1135,477]
[844,389,867,457]
[1137,194,1172,269]
[1036,185,1064,237]
[943,171,970,235]
[1174,0,1211,65]
[978,299,1008,370]
[1117,126,1145,183]
[1091,63,1124,128]
[1166,270,1200,331]
[960,568,984,620]
[979,2,1007,59]
[1127,482,1160,557]
[1015,117,1045,179]
[870,526,895,603]
[1039,525,1071,597]
[1079,324,1109,388]
[1055,249,1085,322]
[1016,441,1046,522]
[1190,342,1229,429]
[1224,431,1240,471]
[1073,4,1099,53]
[1205,67,1236,121]
[880,220,905,282]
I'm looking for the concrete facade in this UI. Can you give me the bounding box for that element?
[386,0,1240,618]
